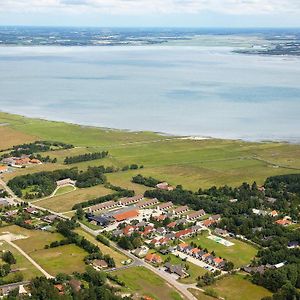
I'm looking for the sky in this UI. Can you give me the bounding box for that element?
[0,0,300,27]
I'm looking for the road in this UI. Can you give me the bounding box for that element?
[0,178,200,300]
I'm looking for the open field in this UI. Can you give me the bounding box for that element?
[188,289,215,300]
[0,240,42,281]
[204,274,272,300]
[114,266,183,300]
[30,244,87,275]
[186,232,258,268]
[74,228,127,267]
[1,112,300,191]
[54,185,76,196]
[1,225,87,275]
[32,185,113,212]
[0,125,37,150]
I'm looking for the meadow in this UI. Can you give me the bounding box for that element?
[1,112,300,192]
[1,225,87,276]
[114,266,183,300]
[186,231,258,268]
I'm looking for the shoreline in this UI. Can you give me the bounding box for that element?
[0,109,299,145]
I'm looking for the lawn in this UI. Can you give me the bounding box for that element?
[188,289,215,300]
[30,244,87,275]
[186,231,258,268]
[33,184,113,212]
[0,240,42,281]
[74,228,127,267]
[1,225,87,276]
[115,266,183,300]
[204,274,272,300]
[54,185,76,196]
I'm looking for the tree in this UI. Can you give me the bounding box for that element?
[2,251,16,265]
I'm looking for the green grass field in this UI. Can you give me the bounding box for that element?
[204,274,272,300]
[186,232,258,268]
[1,112,300,191]
[115,266,183,300]
[33,185,113,212]
[54,185,76,196]
[1,225,87,275]
[74,228,128,267]
[0,240,42,281]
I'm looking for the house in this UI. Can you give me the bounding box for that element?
[167,221,177,229]
[69,279,82,293]
[288,241,299,249]
[56,178,76,187]
[25,207,39,215]
[42,214,59,223]
[156,227,167,235]
[14,157,31,166]
[112,209,139,222]
[266,197,277,204]
[157,202,174,211]
[204,254,214,264]
[164,263,188,278]
[156,182,174,191]
[177,242,189,252]
[155,214,167,221]
[88,200,119,213]
[123,225,137,236]
[276,219,292,226]
[133,246,149,258]
[145,253,162,264]
[243,265,267,275]
[175,228,192,239]
[151,237,169,247]
[229,198,238,203]
[252,209,267,216]
[136,198,159,209]
[92,259,108,270]
[214,228,229,237]
[269,210,278,217]
[0,165,8,173]
[202,219,215,227]
[30,159,42,164]
[209,214,221,222]
[54,284,64,295]
[191,225,202,233]
[1,157,15,165]
[87,215,113,226]
[213,257,225,268]
[0,198,9,207]
[186,210,206,220]
[173,206,189,215]
[141,225,155,236]
[119,194,143,206]
[191,248,201,257]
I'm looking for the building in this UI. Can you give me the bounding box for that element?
[88,200,119,213]
[269,210,278,217]
[145,253,162,264]
[0,165,9,173]
[112,208,139,222]
[209,214,221,222]
[164,263,188,278]
[156,182,174,191]
[213,257,225,268]
[69,279,82,293]
[186,209,206,220]
[276,219,292,226]
[92,259,108,270]
[173,205,189,215]
[133,246,149,258]
[157,201,174,211]
[25,207,39,214]
[0,198,10,207]
[175,228,192,239]
[167,221,177,229]
[42,214,59,223]
[119,194,143,206]
[136,198,159,209]
[202,219,215,227]
[56,178,76,187]
[214,228,229,237]
[87,215,113,226]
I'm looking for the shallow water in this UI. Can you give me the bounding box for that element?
[0,45,300,142]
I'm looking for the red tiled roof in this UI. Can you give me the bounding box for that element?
[114,209,139,222]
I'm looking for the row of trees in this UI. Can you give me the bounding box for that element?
[132,174,160,187]
[64,151,109,165]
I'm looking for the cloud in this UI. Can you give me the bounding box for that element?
[1,0,300,15]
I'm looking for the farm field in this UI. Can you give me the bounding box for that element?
[0,240,42,281]
[186,232,258,268]
[1,225,87,275]
[74,228,128,267]
[32,184,113,212]
[114,266,183,300]
[1,112,300,190]
[204,274,272,300]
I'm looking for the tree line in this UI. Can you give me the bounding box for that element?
[64,151,109,165]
